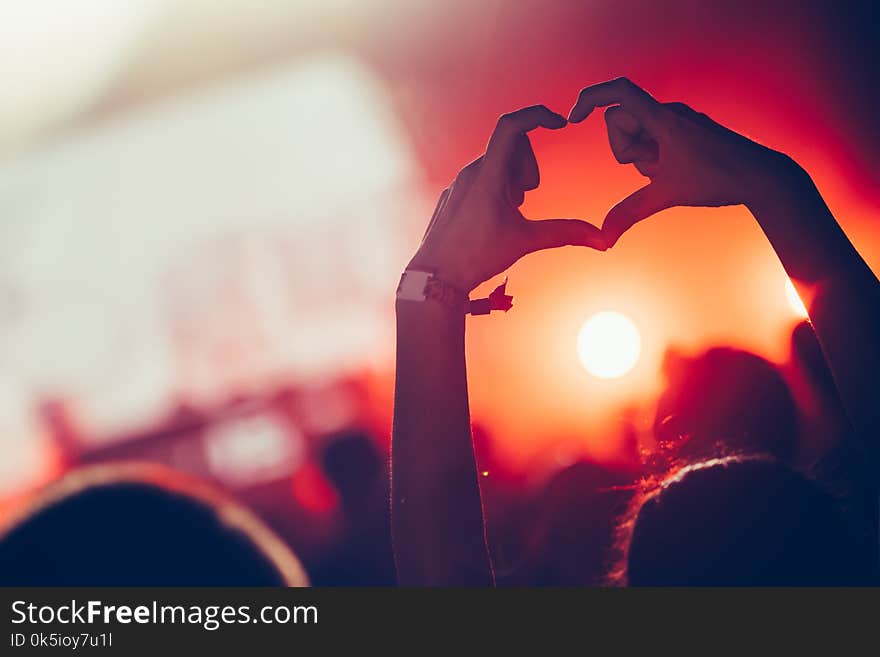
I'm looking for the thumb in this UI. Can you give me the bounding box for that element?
[602,183,672,247]
[523,218,607,255]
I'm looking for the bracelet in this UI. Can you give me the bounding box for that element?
[397,270,513,315]
[467,278,513,315]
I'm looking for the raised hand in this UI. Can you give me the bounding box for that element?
[568,77,789,246]
[571,77,880,490]
[409,105,606,293]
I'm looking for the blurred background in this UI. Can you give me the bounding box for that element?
[0,0,877,584]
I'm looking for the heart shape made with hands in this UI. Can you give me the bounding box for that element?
[498,85,666,251]
[566,80,666,248]
[580,78,781,247]
[413,78,769,294]
[529,77,762,248]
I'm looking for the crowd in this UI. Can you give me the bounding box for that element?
[0,79,877,587]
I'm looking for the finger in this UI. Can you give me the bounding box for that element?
[481,105,566,186]
[508,186,525,209]
[513,133,540,192]
[664,101,699,118]
[523,218,607,255]
[632,158,659,178]
[456,155,484,187]
[441,156,483,219]
[664,101,712,126]
[664,101,731,139]
[601,183,673,247]
[508,134,539,207]
[420,187,451,244]
[569,77,660,125]
[605,106,659,165]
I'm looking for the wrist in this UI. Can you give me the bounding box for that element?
[396,295,464,334]
[741,149,809,212]
[396,267,469,320]
[406,249,477,294]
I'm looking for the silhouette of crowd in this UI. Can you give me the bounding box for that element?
[1,79,878,587]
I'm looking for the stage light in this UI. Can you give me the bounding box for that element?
[0,0,160,146]
[577,311,641,379]
[785,277,808,318]
[204,413,305,487]
[0,52,417,436]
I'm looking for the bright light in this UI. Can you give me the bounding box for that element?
[577,311,641,379]
[0,53,418,441]
[0,0,161,146]
[785,277,808,318]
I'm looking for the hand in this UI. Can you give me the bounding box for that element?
[408,105,606,293]
[568,77,794,246]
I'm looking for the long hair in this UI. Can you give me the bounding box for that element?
[606,455,869,586]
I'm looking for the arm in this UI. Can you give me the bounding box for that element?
[393,295,491,585]
[746,160,880,473]
[569,77,880,479]
[391,106,605,585]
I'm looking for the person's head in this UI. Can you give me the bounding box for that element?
[620,456,866,585]
[654,347,798,463]
[319,430,384,508]
[531,460,634,586]
[0,463,308,586]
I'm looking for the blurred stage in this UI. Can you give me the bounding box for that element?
[0,0,877,579]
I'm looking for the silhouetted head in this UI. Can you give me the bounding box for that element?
[0,463,308,586]
[623,457,866,585]
[530,460,634,586]
[319,430,384,506]
[654,347,798,463]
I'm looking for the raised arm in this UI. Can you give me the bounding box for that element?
[569,77,880,479]
[391,106,605,585]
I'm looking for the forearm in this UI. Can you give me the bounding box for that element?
[746,156,880,476]
[391,299,493,586]
[387,103,601,585]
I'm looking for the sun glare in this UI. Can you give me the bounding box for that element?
[577,311,641,379]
